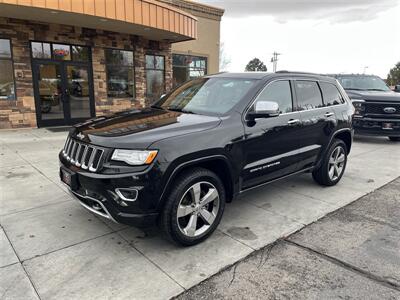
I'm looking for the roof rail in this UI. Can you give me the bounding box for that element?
[276,70,326,76]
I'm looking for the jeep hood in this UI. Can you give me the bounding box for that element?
[71,108,221,149]
[345,90,400,102]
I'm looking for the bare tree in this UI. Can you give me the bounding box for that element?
[219,42,231,72]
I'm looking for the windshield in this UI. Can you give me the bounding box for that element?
[336,75,390,91]
[153,77,257,115]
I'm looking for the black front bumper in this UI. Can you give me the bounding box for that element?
[59,162,161,228]
[353,117,400,137]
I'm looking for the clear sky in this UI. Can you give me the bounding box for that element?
[198,0,400,78]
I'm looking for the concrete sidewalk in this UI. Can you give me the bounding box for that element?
[177,178,400,299]
[1,129,399,299]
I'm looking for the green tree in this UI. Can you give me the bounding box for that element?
[245,58,267,72]
[387,62,400,86]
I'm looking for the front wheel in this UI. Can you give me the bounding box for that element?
[312,139,348,186]
[388,137,400,142]
[159,168,226,246]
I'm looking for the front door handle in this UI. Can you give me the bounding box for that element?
[325,112,334,118]
[287,119,300,126]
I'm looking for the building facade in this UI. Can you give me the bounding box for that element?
[0,0,223,129]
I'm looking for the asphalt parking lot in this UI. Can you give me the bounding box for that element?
[1,129,400,299]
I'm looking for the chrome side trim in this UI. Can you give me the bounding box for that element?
[69,190,118,223]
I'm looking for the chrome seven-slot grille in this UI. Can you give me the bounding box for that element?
[62,137,105,172]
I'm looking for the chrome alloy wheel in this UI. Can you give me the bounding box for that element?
[177,181,220,238]
[328,146,346,181]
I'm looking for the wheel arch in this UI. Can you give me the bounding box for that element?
[158,155,236,210]
[333,129,353,154]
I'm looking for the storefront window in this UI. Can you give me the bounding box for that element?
[0,39,16,100]
[146,55,165,102]
[172,54,207,87]
[105,49,135,99]
[72,46,89,61]
[52,44,71,60]
[31,42,51,59]
[31,42,89,62]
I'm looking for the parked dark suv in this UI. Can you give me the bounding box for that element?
[59,72,354,246]
[332,74,400,141]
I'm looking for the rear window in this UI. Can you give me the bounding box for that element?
[295,81,323,110]
[320,82,345,106]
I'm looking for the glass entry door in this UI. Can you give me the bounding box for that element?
[66,65,92,120]
[33,61,94,127]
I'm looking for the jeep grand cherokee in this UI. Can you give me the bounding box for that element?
[59,72,354,246]
[333,74,400,141]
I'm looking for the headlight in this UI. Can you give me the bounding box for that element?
[351,99,365,116]
[111,149,158,165]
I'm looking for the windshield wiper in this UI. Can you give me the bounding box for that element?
[167,107,196,114]
[365,88,388,91]
[151,105,165,110]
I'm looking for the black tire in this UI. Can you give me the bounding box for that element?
[312,139,348,186]
[388,137,400,142]
[159,168,226,246]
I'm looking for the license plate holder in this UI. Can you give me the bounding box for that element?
[382,123,393,130]
[60,167,78,190]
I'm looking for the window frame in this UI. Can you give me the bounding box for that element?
[0,38,16,101]
[293,80,324,111]
[253,79,295,115]
[104,47,136,100]
[245,79,296,119]
[30,40,91,62]
[145,54,166,100]
[319,81,346,106]
[172,54,208,86]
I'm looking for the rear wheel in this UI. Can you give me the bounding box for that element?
[312,139,347,186]
[388,137,400,142]
[159,168,225,246]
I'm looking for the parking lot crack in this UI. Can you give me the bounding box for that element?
[284,239,400,292]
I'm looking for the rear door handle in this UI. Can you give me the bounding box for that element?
[325,112,334,118]
[287,119,300,126]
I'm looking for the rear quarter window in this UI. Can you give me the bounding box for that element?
[294,81,323,110]
[320,82,345,106]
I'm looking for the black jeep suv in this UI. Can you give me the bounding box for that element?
[333,74,400,141]
[59,72,354,246]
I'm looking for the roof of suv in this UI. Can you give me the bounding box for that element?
[208,71,337,82]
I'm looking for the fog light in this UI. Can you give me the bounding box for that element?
[115,188,138,202]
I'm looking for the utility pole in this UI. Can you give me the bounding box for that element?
[271,52,282,72]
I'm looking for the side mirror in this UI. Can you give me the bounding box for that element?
[394,85,400,93]
[247,101,280,120]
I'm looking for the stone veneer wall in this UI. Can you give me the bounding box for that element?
[0,17,172,129]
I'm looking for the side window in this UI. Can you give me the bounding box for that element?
[254,80,293,114]
[295,81,323,110]
[320,82,345,106]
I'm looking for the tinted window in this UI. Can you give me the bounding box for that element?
[295,81,323,110]
[255,80,293,114]
[320,82,344,106]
